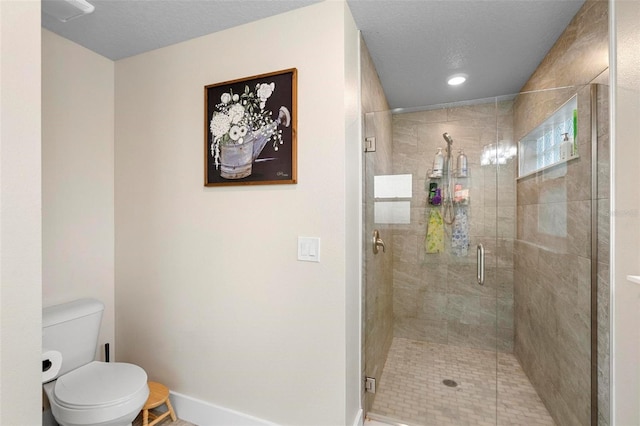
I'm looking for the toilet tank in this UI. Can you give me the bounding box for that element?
[42,298,105,379]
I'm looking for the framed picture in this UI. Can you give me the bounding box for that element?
[204,68,297,186]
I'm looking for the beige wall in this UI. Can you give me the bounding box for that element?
[343,3,362,424]
[114,2,360,424]
[42,30,115,360]
[612,0,640,424]
[0,0,43,423]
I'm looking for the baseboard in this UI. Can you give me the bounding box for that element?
[47,391,362,426]
[352,408,364,426]
[168,391,278,426]
[364,412,406,425]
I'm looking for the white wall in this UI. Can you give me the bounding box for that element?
[114,2,361,425]
[0,0,42,423]
[41,29,116,360]
[343,4,362,425]
[611,0,640,424]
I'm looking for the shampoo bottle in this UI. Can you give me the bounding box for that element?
[560,132,572,160]
[432,148,444,177]
[457,148,468,177]
[428,182,438,204]
[432,188,442,205]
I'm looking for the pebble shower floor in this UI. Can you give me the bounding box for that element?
[369,337,555,426]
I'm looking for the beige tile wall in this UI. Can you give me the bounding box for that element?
[512,1,609,425]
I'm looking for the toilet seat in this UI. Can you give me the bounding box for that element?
[54,361,147,409]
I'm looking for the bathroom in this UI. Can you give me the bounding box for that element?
[2,1,640,425]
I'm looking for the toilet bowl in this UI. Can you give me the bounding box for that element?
[42,299,150,426]
[44,361,149,426]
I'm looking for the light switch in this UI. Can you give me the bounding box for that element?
[298,237,320,262]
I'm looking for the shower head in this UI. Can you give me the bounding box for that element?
[443,132,454,146]
[443,132,454,158]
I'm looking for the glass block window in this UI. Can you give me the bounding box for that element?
[519,96,578,178]
[535,116,575,170]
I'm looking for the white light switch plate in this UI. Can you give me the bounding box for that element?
[298,237,320,262]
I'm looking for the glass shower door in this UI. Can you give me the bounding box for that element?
[362,109,395,417]
[363,100,506,425]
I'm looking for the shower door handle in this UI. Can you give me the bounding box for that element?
[372,230,386,254]
[477,243,485,286]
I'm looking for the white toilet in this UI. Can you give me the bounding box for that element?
[43,298,149,426]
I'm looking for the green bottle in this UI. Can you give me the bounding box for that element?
[573,109,578,155]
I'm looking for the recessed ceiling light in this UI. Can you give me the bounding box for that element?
[447,74,467,86]
[42,0,95,23]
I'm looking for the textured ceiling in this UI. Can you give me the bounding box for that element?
[41,0,322,60]
[41,0,586,110]
[349,0,586,110]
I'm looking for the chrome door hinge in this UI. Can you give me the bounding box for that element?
[365,377,376,393]
[364,137,376,152]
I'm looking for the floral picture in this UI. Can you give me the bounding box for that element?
[204,69,297,186]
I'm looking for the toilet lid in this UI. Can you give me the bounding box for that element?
[54,361,147,408]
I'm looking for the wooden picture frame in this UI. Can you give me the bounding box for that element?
[204,68,297,186]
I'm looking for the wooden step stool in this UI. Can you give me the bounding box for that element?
[141,382,177,426]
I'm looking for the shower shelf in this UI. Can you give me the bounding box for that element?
[425,169,471,206]
[426,169,470,179]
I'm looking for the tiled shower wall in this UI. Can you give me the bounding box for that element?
[391,101,516,352]
[513,81,609,426]
[513,85,593,426]
[361,37,394,414]
[512,1,609,425]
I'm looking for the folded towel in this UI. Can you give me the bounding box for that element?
[425,209,445,253]
[451,207,470,257]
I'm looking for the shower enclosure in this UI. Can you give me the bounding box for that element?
[363,96,516,425]
[362,83,610,425]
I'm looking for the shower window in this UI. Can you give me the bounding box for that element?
[373,174,412,224]
[518,95,578,178]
